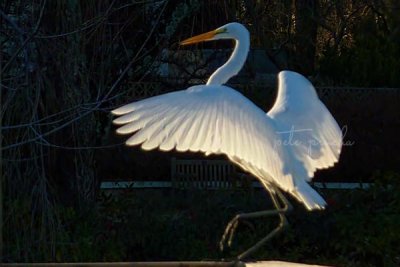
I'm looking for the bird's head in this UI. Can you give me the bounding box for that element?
[180,22,249,46]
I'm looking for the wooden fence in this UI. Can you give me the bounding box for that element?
[122,81,400,102]
[105,83,400,184]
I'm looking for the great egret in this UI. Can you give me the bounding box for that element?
[112,22,342,259]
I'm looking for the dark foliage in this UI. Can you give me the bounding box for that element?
[1,0,400,264]
[5,172,398,266]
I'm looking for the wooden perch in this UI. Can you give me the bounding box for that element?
[2,260,334,267]
[245,260,333,267]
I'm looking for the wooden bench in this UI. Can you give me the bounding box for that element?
[171,158,252,190]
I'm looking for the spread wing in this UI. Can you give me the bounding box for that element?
[112,84,297,192]
[267,71,342,179]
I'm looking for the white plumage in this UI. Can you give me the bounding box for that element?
[112,22,342,211]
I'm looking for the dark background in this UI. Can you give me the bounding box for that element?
[1,0,400,265]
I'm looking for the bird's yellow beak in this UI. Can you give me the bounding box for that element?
[180,28,225,46]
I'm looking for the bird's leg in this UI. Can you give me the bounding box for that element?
[219,182,293,260]
[237,185,293,260]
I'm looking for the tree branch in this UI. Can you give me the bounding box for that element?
[1,0,47,74]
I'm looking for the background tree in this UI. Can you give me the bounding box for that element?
[293,0,318,74]
[1,0,399,263]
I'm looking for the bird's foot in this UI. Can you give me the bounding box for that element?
[219,215,240,251]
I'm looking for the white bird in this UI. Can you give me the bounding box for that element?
[112,22,342,259]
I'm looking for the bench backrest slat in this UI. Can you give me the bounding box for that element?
[171,158,247,189]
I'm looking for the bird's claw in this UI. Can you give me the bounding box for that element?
[219,215,240,251]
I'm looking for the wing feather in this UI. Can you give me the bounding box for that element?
[112,77,340,210]
[189,105,208,152]
[113,85,290,186]
[267,71,342,179]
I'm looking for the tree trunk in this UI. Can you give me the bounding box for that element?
[293,0,318,75]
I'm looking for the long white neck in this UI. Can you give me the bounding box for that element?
[206,36,250,85]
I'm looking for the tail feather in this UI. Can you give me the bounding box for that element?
[292,181,326,210]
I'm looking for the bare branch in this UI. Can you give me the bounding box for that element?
[1,0,47,74]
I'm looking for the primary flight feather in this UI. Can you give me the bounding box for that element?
[112,22,342,210]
